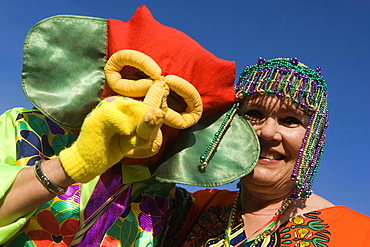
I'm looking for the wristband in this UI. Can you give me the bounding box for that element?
[34,159,68,195]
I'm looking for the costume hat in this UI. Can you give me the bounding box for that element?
[22,6,259,186]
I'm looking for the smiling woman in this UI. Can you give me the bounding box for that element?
[241,95,309,188]
[0,6,369,246]
[181,57,370,247]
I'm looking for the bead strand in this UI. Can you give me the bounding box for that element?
[198,103,239,172]
[233,57,328,201]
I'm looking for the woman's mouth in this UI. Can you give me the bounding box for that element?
[259,150,285,160]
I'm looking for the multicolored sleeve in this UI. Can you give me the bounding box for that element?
[0,107,36,244]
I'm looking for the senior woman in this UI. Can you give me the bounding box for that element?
[1,52,370,246]
[1,56,370,246]
[170,57,370,246]
[1,7,369,246]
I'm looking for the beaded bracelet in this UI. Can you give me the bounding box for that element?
[34,159,68,195]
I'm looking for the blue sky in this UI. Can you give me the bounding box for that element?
[0,1,369,216]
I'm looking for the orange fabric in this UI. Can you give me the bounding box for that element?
[190,189,238,224]
[182,190,370,246]
[317,206,370,246]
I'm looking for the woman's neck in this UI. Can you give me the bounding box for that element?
[239,178,294,214]
[238,179,296,238]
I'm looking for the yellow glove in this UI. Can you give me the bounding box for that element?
[59,96,163,183]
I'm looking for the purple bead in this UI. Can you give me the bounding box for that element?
[315,66,322,75]
[257,57,266,65]
[290,57,299,65]
[276,92,284,98]
[300,103,308,109]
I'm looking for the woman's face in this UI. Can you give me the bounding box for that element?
[240,95,310,190]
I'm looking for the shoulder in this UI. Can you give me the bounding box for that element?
[296,193,370,224]
[304,193,369,223]
[289,193,334,217]
[302,193,334,211]
[0,107,29,127]
[282,206,370,246]
[318,205,370,223]
[318,206,370,245]
[0,107,31,166]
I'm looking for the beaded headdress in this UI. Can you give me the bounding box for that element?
[237,57,328,199]
[200,57,328,200]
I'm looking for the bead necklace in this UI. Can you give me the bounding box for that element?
[224,191,293,247]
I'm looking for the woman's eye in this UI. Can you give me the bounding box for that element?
[244,110,264,122]
[280,117,302,127]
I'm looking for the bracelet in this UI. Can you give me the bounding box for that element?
[34,159,68,195]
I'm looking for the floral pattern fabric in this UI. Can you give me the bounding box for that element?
[100,183,192,246]
[1,109,369,246]
[5,184,81,247]
[182,189,370,247]
[4,110,80,247]
[2,109,191,246]
[195,211,332,247]
[15,110,77,167]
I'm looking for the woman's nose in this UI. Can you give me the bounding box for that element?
[256,118,282,141]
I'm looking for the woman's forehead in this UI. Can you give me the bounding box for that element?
[242,95,308,114]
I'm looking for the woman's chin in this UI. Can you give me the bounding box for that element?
[244,165,291,187]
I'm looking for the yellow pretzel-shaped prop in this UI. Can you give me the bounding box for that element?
[164,75,202,129]
[143,75,203,129]
[105,50,203,129]
[105,50,162,97]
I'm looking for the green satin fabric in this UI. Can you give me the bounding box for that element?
[154,108,260,187]
[22,15,107,129]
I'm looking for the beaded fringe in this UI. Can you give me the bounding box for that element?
[235,57,329,200]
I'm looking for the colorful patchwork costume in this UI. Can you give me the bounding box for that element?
[1,5,369,247]
[1,108,369,246]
